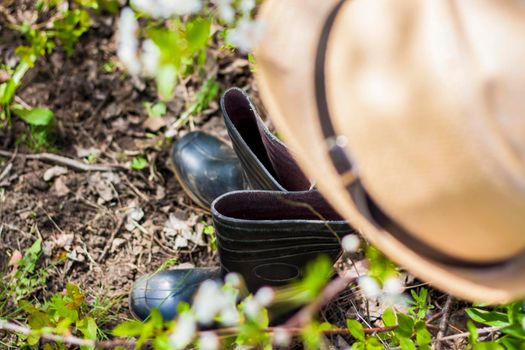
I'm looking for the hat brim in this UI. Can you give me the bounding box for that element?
[255,0,525,303]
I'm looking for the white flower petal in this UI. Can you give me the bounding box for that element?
[227,19,266,53]
[243,298,260,320]
[341,234,360,253]
[225,272,243,289]
[218,4,235,24]
[358,276,381,299]
[383,277,404,296]
[193,280,223,324]
[273,328,291,347]
[141,39,161,77]
[132,0,202,18]
[240,0,255,13]
[169,313,196,349]
[117,7,140,76]
[220,304,239,326]
[199,332,219,350]
[254,287,274,307]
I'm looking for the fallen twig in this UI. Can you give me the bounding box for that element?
[0,320,133,349]
[435,295,454,349]
[434,326,501,343]
[0,150,127,172]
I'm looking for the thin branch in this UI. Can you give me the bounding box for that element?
[435,295,454,349]
[0,320,98,347]
[216,325,397,336]
[0,319,397,350]
[0,150,127,172]
[434,326,501,343]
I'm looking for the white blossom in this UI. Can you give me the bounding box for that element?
[193,279,240,326]
[132,0,202,18]
[522,316,525,331]
[169,313,196,349]
[225,272,243,289]
[381,277,407,307]
[141,39,161,77]
[383,277,404,296]
[240,0,255,14]
[227,18,265,53]
[243,298,261,320]
[273,328,291,347]
[215,0,235,24]
[220,304,240,326]
[341,234,360,253]
[254,287,274,307]
[117,7,140,76]
[358,276,381,299]
[193,280,224,324]
[199,332,219,350]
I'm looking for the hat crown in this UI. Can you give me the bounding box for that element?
[327,0,525,262]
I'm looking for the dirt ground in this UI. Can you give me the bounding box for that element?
[0,7,257,324]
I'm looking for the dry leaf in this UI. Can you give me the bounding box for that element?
[43,166,68,181]
[52,177,70,197]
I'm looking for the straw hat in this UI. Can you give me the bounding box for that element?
[255,0,525,303]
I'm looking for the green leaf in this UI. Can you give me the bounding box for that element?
[156,65,178,101]
[399,337,417,350]
[382,308,397,327]
[498,335,524,350]
[473,342,505,350]
[66,283,85,309]
[466,308,510,328]
[300,322,325,350]
[346,320,365,341]
[467,320,479,344]
[12,105,54,126]
[366,245,398,283]
[55,317,74,334]
[352,342,365,350]
[28,311,50,330]
[176,302,191,315]
[112,320,144,337]
[366,336,384,350]
[186,18,211,53]
[144,102,167,118]
[414,321,431,346]
[147,28,182,67]
[27,333,41,346]
[77,317,98,340]
[395,313,414,339]
[151,333,171,350]
[501,325,525,340]
[0,80,16,105]
[131,155,149,171]
[298,256,333,300]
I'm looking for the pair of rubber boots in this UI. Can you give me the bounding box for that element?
[129,88,355,322]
